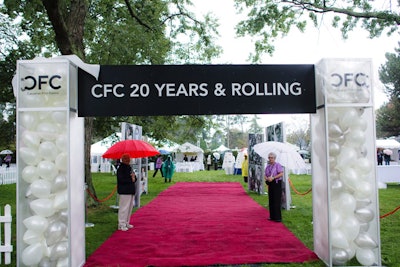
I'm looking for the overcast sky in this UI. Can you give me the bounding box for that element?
[192,0,399,130]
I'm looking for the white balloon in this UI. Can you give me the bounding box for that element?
[355,181,373,199]
[52,174,67,192]
[56,134,68,152]
[57,257,69,267]
[345,241,357,260]
[22,131,41,148]
[39,141,58,161]
[50,241,68,261]
[339,108,359,129]
[329,141,341,157]
[58,209,69,224]
[330,179,344,200]
[20,112,39,130]
[37,122,59,141]
[37,160,58,181]
[55,153,68,171]
[331,229,349,249]
[39,257,52,267]
[19,146,41,165]
[336,146,357,169]
[340,215,360,241]
[355,208,375,223]
[328,123,344,139]
[353,158,372,175]
[22,165,40,183]
[350,117,368,131]
[329,156,337,170]
[25,187,33,199]
[355,232,378,248]
[44,221,67,246]
[22,243,44,266]
[53,190,68,211]
[30,198,55,217]
[355,89,371,103]
[356,248,376,266]
[330,209,343,229]
[356,198,372,209]
[30,179,52,198]
[23,229,44,245]
[328,108,341,122]
[345,129,366,147]
[23,215,49,234]
[332,248,349,265]
[335,192,357,215]
[340,167,359,191]
[51,111,67,124]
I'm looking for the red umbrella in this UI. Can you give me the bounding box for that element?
[102,140,160,159]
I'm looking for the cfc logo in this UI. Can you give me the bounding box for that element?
[21,75,62,91]
[330,72,369,88]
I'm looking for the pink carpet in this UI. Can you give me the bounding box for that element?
[85,182,318,267]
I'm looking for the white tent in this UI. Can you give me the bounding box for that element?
[90,134,120,173]
[376,139,400,149]
[214,144,230,152]
[175,142,204,163]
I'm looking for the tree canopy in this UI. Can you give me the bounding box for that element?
[376,45,400,138]
[234,0,400,62]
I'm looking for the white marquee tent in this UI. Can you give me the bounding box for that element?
[214,144,230,152]
[174,142,204,162]
[376,139,400,149]
[174,142,205,172]
[90,133,120,172]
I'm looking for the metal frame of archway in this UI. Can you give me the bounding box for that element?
[14,57,382,267]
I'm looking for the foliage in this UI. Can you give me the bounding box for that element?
[247,114,263,134]
[233,0,400,62]
[0,0,222,202]
[376,45,400,137]
[286,127,310,150]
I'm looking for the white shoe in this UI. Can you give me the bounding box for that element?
[118,225,129,231]
[126,224,134,229]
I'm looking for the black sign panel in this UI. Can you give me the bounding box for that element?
[78,65,316,116]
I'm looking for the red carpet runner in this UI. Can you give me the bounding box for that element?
[85,182,318,267]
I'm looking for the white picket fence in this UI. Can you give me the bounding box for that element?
[0,165,17,185]
[0,204,12,265]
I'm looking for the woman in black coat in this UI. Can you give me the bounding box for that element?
[117,154,137,231]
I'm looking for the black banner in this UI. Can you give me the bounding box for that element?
[78,65,316,116]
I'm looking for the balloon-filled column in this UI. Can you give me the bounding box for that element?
[312,59,381,266]
[16,59,85,267]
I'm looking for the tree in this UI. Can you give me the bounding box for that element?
[234,0,400,62]
[286,127,310,150]
[1,0,220,202]
[247,115,263,134]
[377,46,400,137]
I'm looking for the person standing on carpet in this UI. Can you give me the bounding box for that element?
[241,154,248,183]
[117,153,137,231]
[264,152,284,222]
[162,155,175,182]
[153,155,164,177]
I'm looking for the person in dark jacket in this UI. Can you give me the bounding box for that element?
[117,153,137,231]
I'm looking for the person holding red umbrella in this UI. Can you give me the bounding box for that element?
[117,154,137,231]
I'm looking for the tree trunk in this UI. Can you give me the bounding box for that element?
[85,117,98,206]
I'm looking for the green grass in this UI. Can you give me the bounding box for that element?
[1,171,399,266]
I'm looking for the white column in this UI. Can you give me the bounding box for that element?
[16,59,85,267]
[312,58,382,266]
